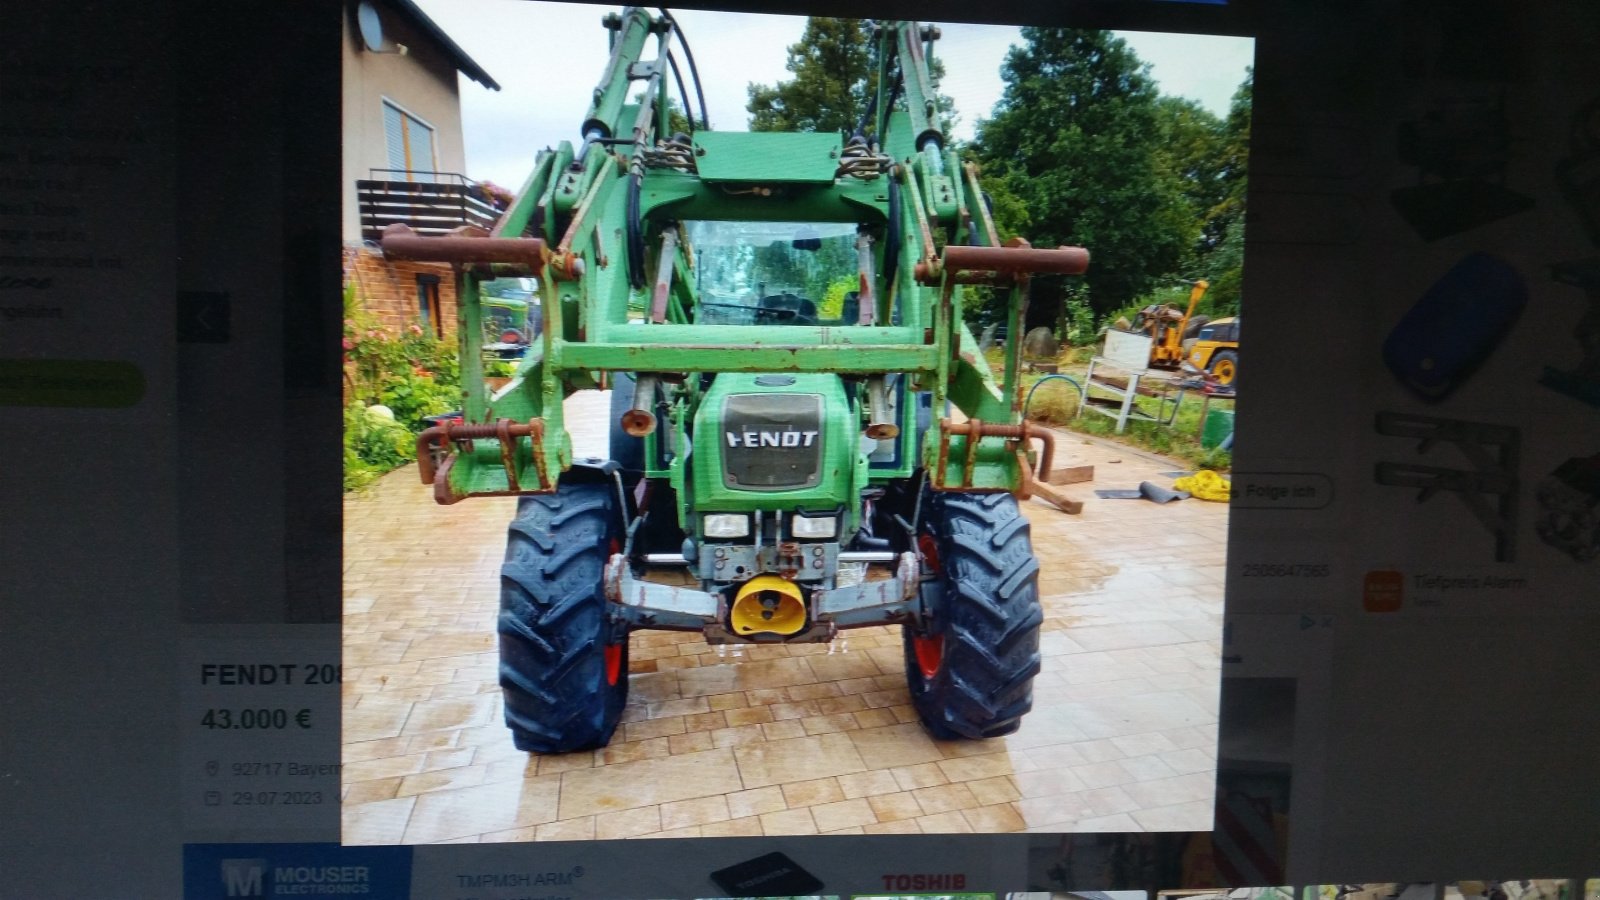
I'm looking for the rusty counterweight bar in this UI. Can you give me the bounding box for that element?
[915,238,1090,285]
[935,417,1055,490]
[380,223,549,274]
[416,418,548,498]
[942,243,1090,276]
[934,418,1080,512]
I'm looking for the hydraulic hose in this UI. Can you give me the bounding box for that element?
[666,51,693,134]
[626,169,646,290]
[658,9,708,130]
[884,175,902,309]
[1023,374,1083,422]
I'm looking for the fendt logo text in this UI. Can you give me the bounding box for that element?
[725,429,818,448]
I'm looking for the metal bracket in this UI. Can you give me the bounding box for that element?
[415,417,553,504]
[1374,411,1520,562]
[1539,258,1600,407]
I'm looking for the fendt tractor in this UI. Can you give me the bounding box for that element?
[382,8,1090,753]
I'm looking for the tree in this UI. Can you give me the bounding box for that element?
[747,17,958,140]
[1153,95,1226,259]
[748,18,877,135]
[1195,68,1252,313]
[631,91,692,138]
[973,28,1197,316]
[1212,66,1252,234]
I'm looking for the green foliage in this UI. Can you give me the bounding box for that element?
[1213,67,1253,231]
[343,404,413,492]
[1061,286,1097,345]
[1190,69,1252,314]
[1196,445,1233,470]
[747,18,957,139]
[975,170,1032,239]
[1200,218,1245,316]
[342,285,463,491]
[632,90,692,137]
[974,29,1196,315]
[750,234,858,309]
[1010,350,1235,471]
[819,274,858,319]
[748,18,875,135]
[344,317,459,432]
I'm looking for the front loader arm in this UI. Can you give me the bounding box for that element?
[386,9,1090,505]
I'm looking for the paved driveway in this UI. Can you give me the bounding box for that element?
[342,391,1226,843]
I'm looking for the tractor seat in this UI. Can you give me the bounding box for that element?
[755,293,818,325]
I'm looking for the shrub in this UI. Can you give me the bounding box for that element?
[343,284,463,490]
[343,403,414,491]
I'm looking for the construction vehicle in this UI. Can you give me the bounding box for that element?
[1185,315,1240,387]
[381,8,1090,753]
[1130,279,1209,369]
[479,277,539,360]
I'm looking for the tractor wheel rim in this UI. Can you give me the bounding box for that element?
[604,643,622,686]
[1216,361,1236,383]
[913,634,943,679]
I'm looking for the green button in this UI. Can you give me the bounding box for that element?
[0,358,145,407]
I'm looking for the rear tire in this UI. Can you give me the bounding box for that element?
[498,478,629,753]
[903,491,1043,739]
[1209,349,1239,387]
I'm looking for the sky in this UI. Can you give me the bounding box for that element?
[411,1,1254,190]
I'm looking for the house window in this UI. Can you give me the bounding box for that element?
[383,100,436,180]
[416,274,443,338]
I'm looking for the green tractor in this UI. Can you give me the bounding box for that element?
[478,277,540,361]
[383,8,1089,753]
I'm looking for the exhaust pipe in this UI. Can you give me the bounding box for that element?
[864,375,899,440]
[620,374,657,437]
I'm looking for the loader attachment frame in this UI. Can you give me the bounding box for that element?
[378,8,1089,501]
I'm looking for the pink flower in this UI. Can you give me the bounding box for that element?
[342,338,355,351]
[408,323,423,336]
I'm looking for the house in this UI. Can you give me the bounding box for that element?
[340,0,500,338]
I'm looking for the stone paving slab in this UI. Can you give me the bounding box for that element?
[342,391,1226,842]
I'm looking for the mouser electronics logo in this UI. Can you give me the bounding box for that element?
[186,843,408,900]
[725,429,819,448]
[220,858,371,897]
[221,860,266,897]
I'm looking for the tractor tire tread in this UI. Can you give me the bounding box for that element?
[905,490,1044,740]
[498,480,628,754]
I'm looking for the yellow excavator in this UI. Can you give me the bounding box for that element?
[1131,279,1210,370]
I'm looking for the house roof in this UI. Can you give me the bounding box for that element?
[383,0,501,91]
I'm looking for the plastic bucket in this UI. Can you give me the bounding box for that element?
[1201,408,1235,449]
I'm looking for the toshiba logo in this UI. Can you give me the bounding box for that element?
[725,430,818,448]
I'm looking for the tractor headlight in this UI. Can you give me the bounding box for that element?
[791,513,837,540]
[703,513,751,539]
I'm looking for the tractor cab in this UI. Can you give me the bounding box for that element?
[686,220,859,327]
[479,277,539,360]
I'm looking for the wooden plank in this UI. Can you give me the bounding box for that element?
[1028,480,1084,514]
[1046,464,1093,485]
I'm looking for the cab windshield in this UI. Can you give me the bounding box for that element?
[685,220,860,326]
[479,277,538,346]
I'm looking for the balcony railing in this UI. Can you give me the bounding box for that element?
[356,170,502,244]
